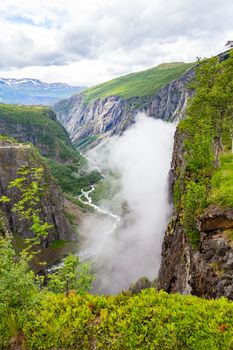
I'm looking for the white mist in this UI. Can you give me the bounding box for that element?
[79,114,176,294]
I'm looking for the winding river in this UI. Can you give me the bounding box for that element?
[74,149,120,260]
[77,183,121,261]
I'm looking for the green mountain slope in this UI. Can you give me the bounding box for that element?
[0,104,101,197]
[0,104,81,163]
[83,62,194,104]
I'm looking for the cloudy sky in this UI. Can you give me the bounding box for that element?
[0,0,232,86]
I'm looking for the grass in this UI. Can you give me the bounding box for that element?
[82,62,194,104]
[209,152,233,208]
[0,103,84,164]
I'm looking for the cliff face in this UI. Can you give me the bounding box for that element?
[0,138,76,245]
[54,67,194,146]
[0,104,83,164]
[157,130,233,300]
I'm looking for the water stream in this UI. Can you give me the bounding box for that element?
[77,183,121,261]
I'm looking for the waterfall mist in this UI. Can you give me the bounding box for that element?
[79,114,176,294]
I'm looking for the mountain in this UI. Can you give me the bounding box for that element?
[54,62,194,148]
[0,103,101,199]
[54,50,233,301]
[0,77,85,105]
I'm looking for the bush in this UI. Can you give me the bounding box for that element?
[22,289,233,350]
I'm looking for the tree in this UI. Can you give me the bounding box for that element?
[47,254,94,296]
[0,165,52,262]
[0,235,38,312]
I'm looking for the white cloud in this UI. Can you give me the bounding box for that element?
[0,0,232,84]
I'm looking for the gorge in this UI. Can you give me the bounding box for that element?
[77,116,176,294]
[0,51,233,349]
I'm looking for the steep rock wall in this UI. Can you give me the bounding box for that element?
[54,68,195,145]
[0,139,76,245]
[157,130,233,299]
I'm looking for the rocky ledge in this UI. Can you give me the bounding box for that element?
[158,201,233,300]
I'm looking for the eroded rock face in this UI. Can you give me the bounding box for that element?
[157,134,233,299]
[54,68,195,145]
[0,139,76,245]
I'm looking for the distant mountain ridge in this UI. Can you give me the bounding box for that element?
[0,77,85,105]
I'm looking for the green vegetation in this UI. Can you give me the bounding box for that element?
[91,174,121,204]
[0,103,82,162]
[0,236,39,347]
[1,74,233,348]
[65,192,94,212]
[0,104,99,199]
[0,165,52,251]
[46,159,102,196]
[48,254,94,296]
[82,62,194,104]
[50,239,67,249]
[209,152,233,207]
[1,283,233,349]
[0,169,94,348]
[74,135,99,149]
[174,50,233,247]
[0,236,94,349]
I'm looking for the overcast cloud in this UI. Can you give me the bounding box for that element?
[0,0,232,85]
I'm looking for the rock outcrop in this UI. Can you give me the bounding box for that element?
[54,67,195,146]
[0,138,76,245]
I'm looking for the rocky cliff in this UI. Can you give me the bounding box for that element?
[0,137,76,245]
[54,67,195,147]
[0,104,83,165]
[157,124,233,300]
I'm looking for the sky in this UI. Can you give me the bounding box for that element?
[0,0,232,86]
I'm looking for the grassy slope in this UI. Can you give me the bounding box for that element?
[0,104,100,197]
[0,103,82,163]
[83,62,194,104]
[209,152,233,208]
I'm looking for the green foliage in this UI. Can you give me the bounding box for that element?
[47,254,94,296]
[182,181,207,247]
[22,289,233,350]
[4,165,52,251]
[82,62,194,104]
[182,116,214,175]
[0,103,82,163]
[0,236,39,347]
[174,50,233,247]
[209,152,233,207]
[46,158,102,195]
[0,103,93,204]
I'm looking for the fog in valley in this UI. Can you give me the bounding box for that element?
[79,114,176,294]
